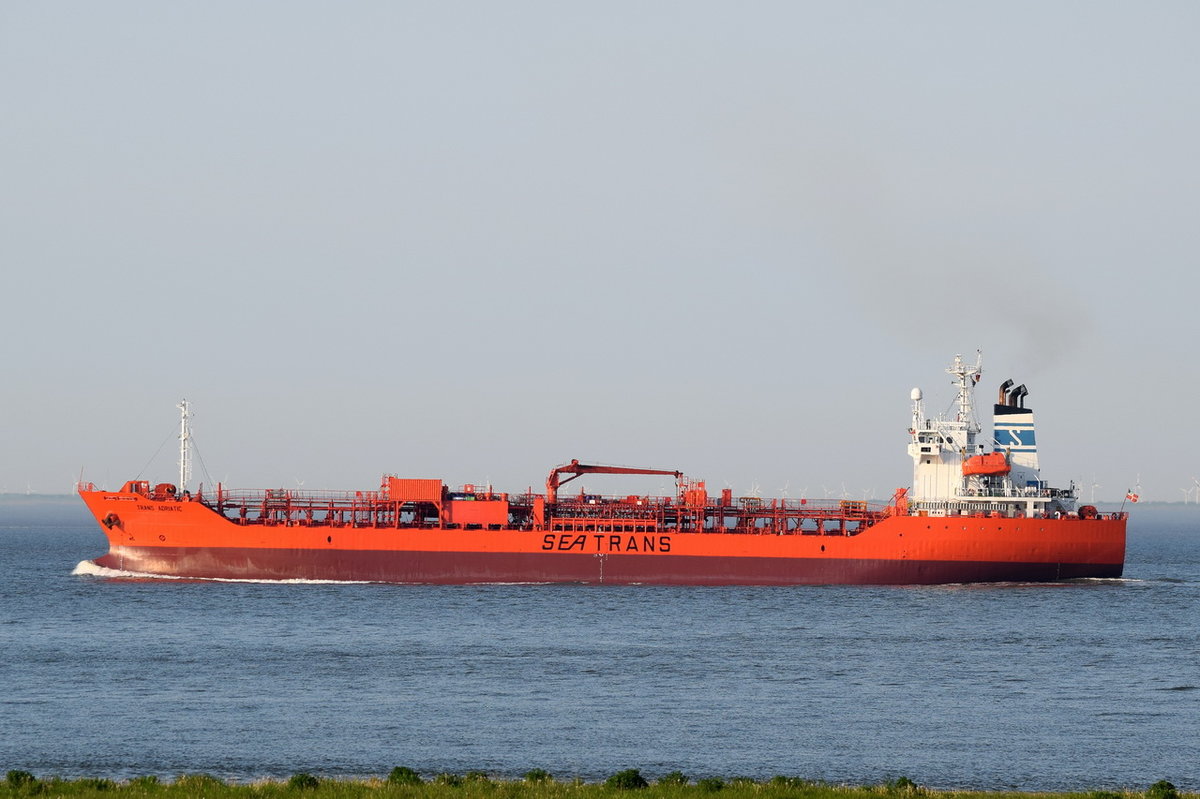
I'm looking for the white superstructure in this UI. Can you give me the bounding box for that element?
[907,353,1077,518]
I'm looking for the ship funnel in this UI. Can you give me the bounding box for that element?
[994,383,1038,478]
[997,379,1013,405]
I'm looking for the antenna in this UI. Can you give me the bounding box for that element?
[178,399,192,493]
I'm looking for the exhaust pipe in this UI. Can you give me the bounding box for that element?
[998,379,1014,405]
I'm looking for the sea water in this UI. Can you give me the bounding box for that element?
[1,498,1196,791]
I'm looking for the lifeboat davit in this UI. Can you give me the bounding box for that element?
[962,452,1010,476]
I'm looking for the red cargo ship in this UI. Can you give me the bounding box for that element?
[77,354,1126,584]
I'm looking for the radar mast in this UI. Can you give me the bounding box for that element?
[947,351,983,433]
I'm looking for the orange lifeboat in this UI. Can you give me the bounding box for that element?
[962,452,1010,476]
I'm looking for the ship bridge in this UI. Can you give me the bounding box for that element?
[907,353,1078,519]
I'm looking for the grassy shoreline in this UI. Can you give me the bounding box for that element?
[2,771,1191,799]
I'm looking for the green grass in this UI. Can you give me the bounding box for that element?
[1,771,1192,799]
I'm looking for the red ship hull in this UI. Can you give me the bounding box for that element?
[79,487,1126,585]
[93,547,1122,585]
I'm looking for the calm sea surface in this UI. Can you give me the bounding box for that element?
[1,498,1196,791]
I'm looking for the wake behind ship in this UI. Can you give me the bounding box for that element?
[78,354,1126,585]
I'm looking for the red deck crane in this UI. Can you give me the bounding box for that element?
[546,459,683,504]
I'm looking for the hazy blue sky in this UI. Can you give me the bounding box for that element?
[2,3,1196,502]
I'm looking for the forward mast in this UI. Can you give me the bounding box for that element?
[178,399,192,495]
